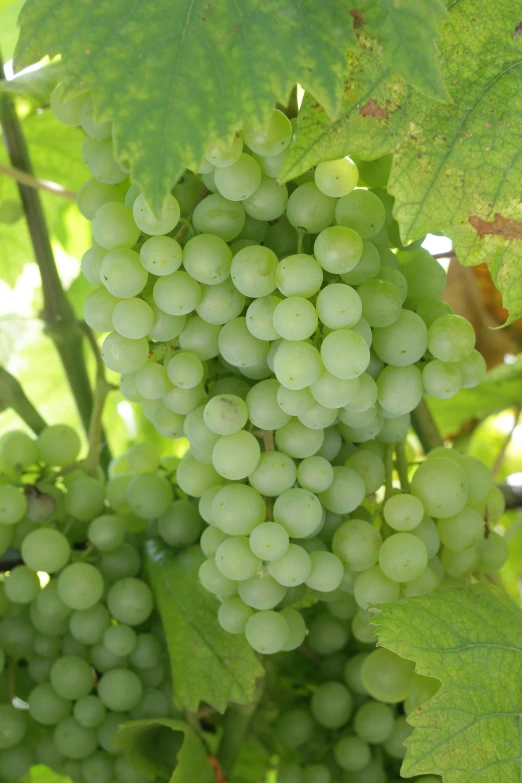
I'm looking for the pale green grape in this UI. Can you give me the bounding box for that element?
[311,681,353,729]
[310,371,360,409]
[193,193,245,241]
[340,240,380,285]
[5,565,40,604]
[477,531,508,573]
[378,266,408,302]
[268,544,311,586]
[372,309,428,366]
[50,655,93,700]
[332,518,381,570]
[342,372,378,412]
[200,526,229,557]
[438,507,484,551]
[183,233,232,284]
[297,455,334,492]
[264,215,297,256]
[428,314,475,362]
[124,182,140,206]
[399,248,446,301]
[219,317,269,367]
[344,652,369,694]
[383,493,424,531]
[82,137,126,184]
[339,405,380,429]
[178,316,221,360]
[166,352,204,389]
[353,564,400,608]
[306,551,344,592]
[218,597,253,634]
[0,431,36,472]
[77,180,126,220]
[315,283,362,329]
[248,450,298,496]
[153,271,201,315]
[243,175,288,220]
[139,236,183,276]
[203,394,248,435]
[250,522,289,561]
[127,441,160,473]
[401,565,440,597]
[335,189,385,238]
[298,402,338,430]
[320,329,370,380]
[88,515,125,553]
[98,668,143,711]
[238,573,286,609]
[50,82,86,126]
[275,418,324,458]
[244,610,289,654]
[132,193,180,235]
[412,517,440,559]
[199,558,237,598]
[127,473,173,518]
[73,696,106,728]
[411,456,468,518]
[440,545,479,577]
[315,157,358,197]
[246,295,281,340]
[286,183,336,233]
[243,108,292,156]
[361,648,414,703]
[21,528,70,573]
[159,499,203,547]
[176,452,221,497]
[184,406,219,463]
[80,95,111,140]
[383,716,413,759]
[82,750,114,783]
[307,613,348,655]
[277,385,315,416]
[314,226,363,274]
[84,287,120,332]
[196,280,245,326]
[112,297,154,339]
[101,248,148,298]
[238,213,269,242]
[38,424,81,467]
[276,707,315,748]
[275,253,323,298]
[456,349,486,388]
[205,134,243,167]
[214,153,262,201]
[57,563,104,610]
[274,340,323,390]
[416,297,452,326]
[81,243,106,284]
[92,202,140,250]
[334,735,370,772]
[64,476,105,521]
[377,364,423,416]
[101,332,149,373]
[273,296,318,340]
[379,533,428,582]
[212,430,261,479]
[54,716,98,759]
[273,487,323,538]
[280,607,307,651]
[99,541,141,580]
[246,379,291,430]
[423,359,462,398]
[357,278,402,327]
[319,465,366,514]
[345,449,385,494]
[69,603,111,645]
[107,577,154,625]
[231,244,278,297]
[135,362,170,400]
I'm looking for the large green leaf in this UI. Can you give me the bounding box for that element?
[114,718,214,783]
[14,0,355,213]
[375,585,522,782]
[0,62,62,105]
[145,541,264,714]
[282,0,522,320]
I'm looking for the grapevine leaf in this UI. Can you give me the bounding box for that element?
[374,585,522,782]
[113,718,214,783]
[145,540,264,714]
[0,62,62,106]
[282,0,522,319]
[14,0,355,213]
[356,0,449,102]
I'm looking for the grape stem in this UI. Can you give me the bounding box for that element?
[492,405,521,476]
[216,697,261,777]
[174,186,209,244]
[81,325,115,477]
[0,50,95,435]
[0,162,77,201]
[296,226,307,253]
[0,366,47,434]
[384,445,394,500]
[395,441,410,491]
[411,400,443,454]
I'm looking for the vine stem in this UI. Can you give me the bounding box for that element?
[0,367,47,434]
[492,406,521,477]
[0,162,77,200]
[395,441,410,491]
[411,400,443,454]
[296,226,307,253]
[216,701,258,778]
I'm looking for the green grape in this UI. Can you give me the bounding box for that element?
[404,672,440,716]
[0,484,28,525]
[148,300,187,341]
[245,295,281,340]
[276,385,314,416]
[428,314,475,362]
[132,193,180,235]
[311,681,353,729]
[140,235,182,276]
[92,202,140,250]
[97,711,127,753]
[230,244,278,298]
[28,683,72,726]
[416,297,452,327]
[165,353,203,391]
[377,266,408,302]
[184,406,219,463]
[451,454,492,504]
[332,519,381,571]
[243,108,292,156]
[238,573,286,609]
[103,624,137,657]
[127,441,161,473]
[50,655,93,700]
[340,240,380,286]
[205,134,243,167]
[33,634,62,657]
[306,551,344,592]
[383,716,412,759]
[245,379,290,430]
[379,532,428,582]
[248,450,298,496]
[273,296,318,340]
[383,493,424,531]
[57,563,104,610]
[215,536,260,580]
[112,297,154,339]
[250,522,289,561]
[438,506,484,552]
[177,452,221,497]
[315,283,362,329]
[275,253,323,298]
[456,349,486,388]
[90,642,128,673]
[274,340,323,390]
[334,735,370,772]
[126,473,173,518]
[401,565,440,597]
[308,371,357,410]
[183,233,232,285]
[0,704,28,749]
[273,487,322,538]
[357,278,402,328]
[1,431,38,472]
[302,765,331,783]
[307,613,348,655]
[243,175,288,220]
[153,271,201,315]
[237,213,269,243]
[286,182,336,233]
[69,603,111,645]
[77,180,126,220]
[440,544,479,577]
[377,364,423,416]
[199,558,237,598]
[343,652,369,695]
[276,706,314,748]
[477,531,508,572]
[345,450,384,494]
[212,430,261,479]
[277,762,303,783]
[335,189,385,238]
[411,456,468,518]
[318,466,366,514]
[135,362,170,399]
[320,329,369,381]
[158,499,203,547]
[193,192,245,241]
[314,226,363,274]
[37,424,81,467]
[98,667,143,711]
[130,687,170,720]
[82,137,126,184]
[54,716,98,759]
[196,279,245,326]
[0,523,13,556]
[353,564,400,608]
[203,394,248,435]
[219,317,269,367]
[81,243,105,284]
[342,372,378,412]
[361,648,415,703]
[399,248,446,301]
[297,455,334,493]
[80,95,111,140]
[217,596,253,634]
[5,565,40,604]
[372,309,428,366]
[107,577,154,625]
[21,528,70,574]
[163,380,206,414]
[64,476,106,521]
[280,607,307,650]
[50,82,86,126]
[82,750,114,783]
[423,359,462,398]
[214,153,262,201]
[83,287,120,333]
[102,332,149,373]
[200,525,228,557]
[315,157,358,197]
[244,610,289,654]
[275,418,324,458]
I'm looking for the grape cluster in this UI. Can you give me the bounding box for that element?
[0,426,193,783]
[51,86,494,654]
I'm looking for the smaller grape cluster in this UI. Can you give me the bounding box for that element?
[0,426,195,783]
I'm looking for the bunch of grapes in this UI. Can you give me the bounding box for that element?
[0,426,197,783]
[49,85,496,656]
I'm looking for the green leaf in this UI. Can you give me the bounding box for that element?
[374,585,522,782]
[0,62,62,106]
[27,765,70,783]
[14,0,355,212]
[357,0,449,102]
[283,0,522,319]
[428,359,522,435]
[145,541,264,713]
[113,718,214,783]
[0,0,25,61]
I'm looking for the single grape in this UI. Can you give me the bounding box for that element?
[133,193,180,235]
[244,610,289,654]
